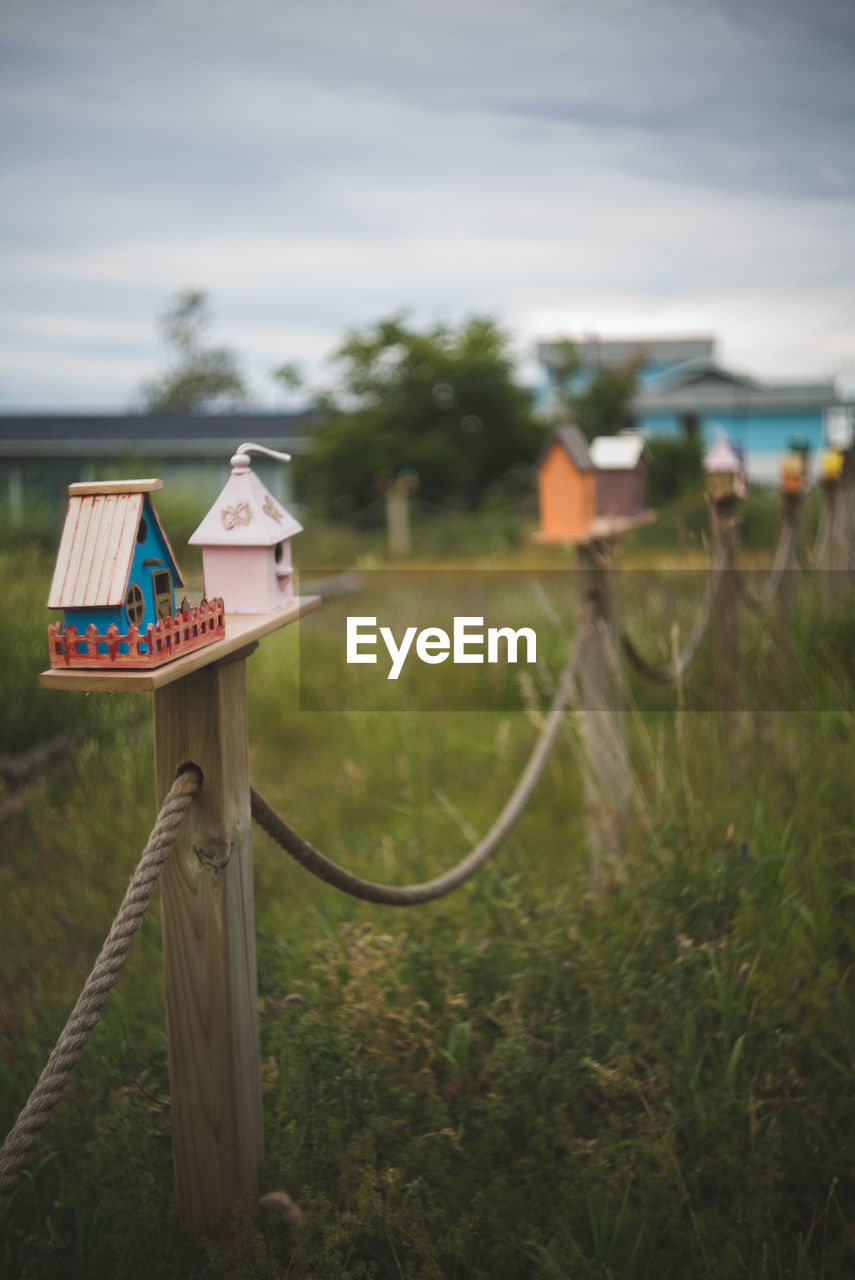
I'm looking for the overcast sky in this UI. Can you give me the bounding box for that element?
[2,0,854,410]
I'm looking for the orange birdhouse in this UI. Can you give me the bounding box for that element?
[536,425,597,541]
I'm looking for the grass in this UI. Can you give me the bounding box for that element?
[1,494,854,1278]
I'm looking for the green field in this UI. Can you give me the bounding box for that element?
[1,495,854,1279]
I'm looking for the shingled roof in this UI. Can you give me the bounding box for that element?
[539,424,594,472]
[48,479,183,609]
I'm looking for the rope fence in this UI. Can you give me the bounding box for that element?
[1,644,582,1201]
[620,572,716,685]
[616,528,735,686]
[3,475,852,1223]
[250,638,581,905]
[0,766,202,1209]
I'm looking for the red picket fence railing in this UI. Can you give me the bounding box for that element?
[48,599,226,670]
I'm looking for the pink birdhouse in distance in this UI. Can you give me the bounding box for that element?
[189,443,303,614]
[704,429,747,502]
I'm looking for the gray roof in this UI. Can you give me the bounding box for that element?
[538,336,715,373]
[0,411,317,459]
[633,365,839,415]
[643,357,759,391]
[540,424,594,471]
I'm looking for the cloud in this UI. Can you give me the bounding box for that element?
[1,0,853,406]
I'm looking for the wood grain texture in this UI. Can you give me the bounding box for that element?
[153,655,263,1233]
[818,481,849,598]
[68,478,163,495]
[775,491,801,629]
[576,538,630,877]
[38,597,321,692]
[710,495,741,747]
[531,509,656,546]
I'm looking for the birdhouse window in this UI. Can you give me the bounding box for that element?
[137,517,148,544]
[274,541,284,564]
[125,582,145,625]
[152,570,173,620]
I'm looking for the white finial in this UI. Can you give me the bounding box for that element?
[234,442,294,463]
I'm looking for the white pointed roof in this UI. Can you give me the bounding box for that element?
[704,431,742,474]
[589,433,646,470]
[189,453,302,547]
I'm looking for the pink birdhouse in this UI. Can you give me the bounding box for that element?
[704,431,746,501]
[189,444,303,614]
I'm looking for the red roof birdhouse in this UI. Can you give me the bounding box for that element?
[536,425,597,540]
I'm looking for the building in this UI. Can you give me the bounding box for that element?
[536,337,842,485]
[632,357,839,485]
[0,410,315,526]
[537,336,716,405]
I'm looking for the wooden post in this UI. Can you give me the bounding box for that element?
[709,493,741,739]
[817,476,847,600]
[39,602,321,1235]
[385,470,419,559]
[153,651,263,1234]
[385,483,410,558]
[774,489,802,629]
[576,534,629,877]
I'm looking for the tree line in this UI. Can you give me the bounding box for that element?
[141,288,649,511]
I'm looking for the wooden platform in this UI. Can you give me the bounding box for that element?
[531,511,657,547]
[38,596,322,693]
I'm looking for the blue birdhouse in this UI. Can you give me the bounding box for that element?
[46,478,226,669]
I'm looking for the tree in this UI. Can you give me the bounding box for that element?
[549,337,640,440]
[271,360,304,395]
[299,313,541,512]
[141,288,246,413]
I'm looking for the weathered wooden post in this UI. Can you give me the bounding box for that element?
[41,611,317,1231]
[39,462,320,1235]
[816,449,848,600]
[772,447,807,628]
[575,530,629,872]
[385,469,419,559]
[704,435,745,741]
[153,648,262,1229]
[532,424,655,882]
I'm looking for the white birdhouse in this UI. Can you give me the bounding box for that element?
[189,444,303,614]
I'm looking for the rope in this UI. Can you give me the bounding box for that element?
[761,506,800,607]
[0,766,202,1208]
[251,641,581,906]
[620,571,716,685]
